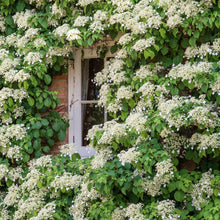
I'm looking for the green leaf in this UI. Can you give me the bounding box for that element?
[126,58,132,67]
[214,188,219,197]
[16,0,25,12]
[181,38,189,48]
[162,57,172,67]
[33,130,40,138]
[161,46,169,55]
[110,30,118,40]
[23,153,30,163]
[189,37,196,46]
[39,17,48,29]
[159,28,166,38]
[37,180,43,188]
[131,50,137,60]
[44,97,52,107]
[110,45,117,54]
[173,56,182,65]
[193,30,200,39]
[216,96,220,104]
[24,81,29,89]
[169,39,178,49]
[48,139,54,146]
[5,15,14,25]
[28,97,35,106]
[8,97,13,107]
[41,119,49,126]
[44,74,52,85]
[188,82,195,90]
[154,44,160,52]
[174,190,185,202]
[128,99,135,108]
[168,182,176,192]
[72,153,81,161]
[35,121,42,129]
[58,130,66,141]
[6,179,13,187]
[33,139,41,150]
[173,28,178,37]
[170,87,179,96]
[76,39,83,46]
[52,122,60,131]
[47,128,54,137]
[88,38,93,46]
[43,146,50,153]
[187,29,192,36]
[201,83,208,92]
[144,49,155,59]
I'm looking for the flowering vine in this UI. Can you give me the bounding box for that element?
[0,0,220,219]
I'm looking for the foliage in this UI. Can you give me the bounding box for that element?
[0,0,220,219]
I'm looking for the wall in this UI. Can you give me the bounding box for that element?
[49,73,69,155]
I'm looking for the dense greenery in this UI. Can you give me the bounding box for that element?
[0,0,220,219]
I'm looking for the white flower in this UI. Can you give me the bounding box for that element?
[66,29,81,41]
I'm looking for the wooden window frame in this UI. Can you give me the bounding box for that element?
[68,46,114,158]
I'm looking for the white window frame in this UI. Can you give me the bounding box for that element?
[68,46,115,158]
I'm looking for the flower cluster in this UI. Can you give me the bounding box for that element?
[111,0,133,13]
[156,200,179,220]
[189,133,220,152]
[59,143,78,157]
[98,83,110,106]
[66,28,81,41]
[29,155,53,168]
[0,14,5,32]
[158,95,217,129]
[78,0,101,7]
[0,58,20,73]
[134,65,153,80]
[91,148,112,169]
[116,85,133,100]
[96,120,127,146]
[158,0,213,28]
[142,159,174,196]
[50,173,83,192]
[13,9,36,29]
[125,112,146,132]
[117,147,141,166]
[118,33,133,46]
[30,202,56,220]
[163,133,187,156]
[53,24,70,38]
[184,38,220,59]
[52,3,66,18]
[24,52,43,65]
[131,37,155,52]
[190,171,214,210]
[0,164,8,181]
[0,88,27,105]
[69,181,101,219]
[168,61,213,82]
[90,10,108,31]
[125,203,145,220]
[74,16,90,27]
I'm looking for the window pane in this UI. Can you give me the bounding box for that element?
[81,58,104,100]
[82,103,104,146]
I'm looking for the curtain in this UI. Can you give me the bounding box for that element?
[81,59,89,144]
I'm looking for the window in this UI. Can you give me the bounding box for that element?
[68,47,114,158]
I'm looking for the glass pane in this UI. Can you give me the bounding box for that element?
[82,103,104,146]
[81,58,104,100]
